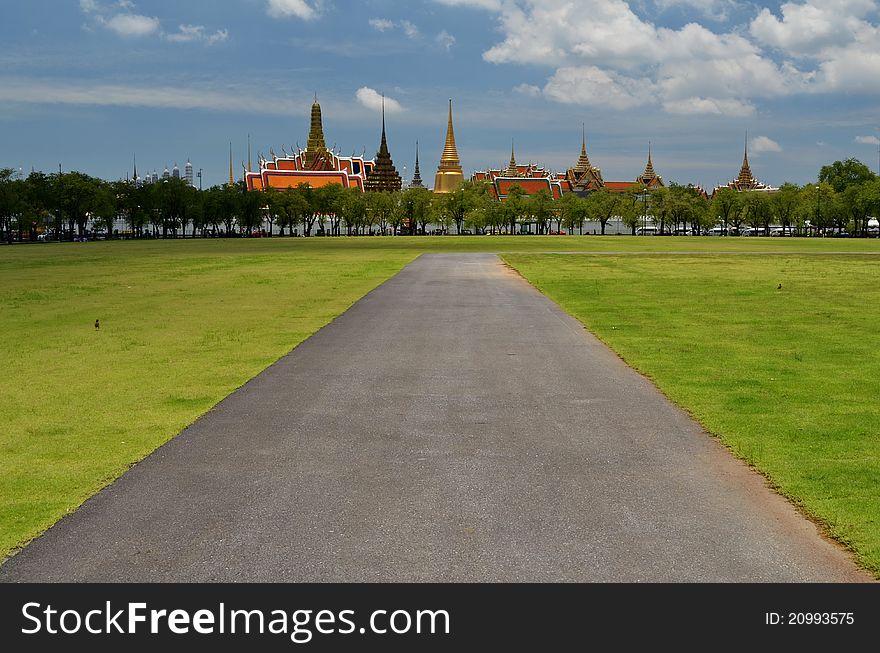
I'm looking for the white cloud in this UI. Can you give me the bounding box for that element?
[368,18,395,32]
[856,135,880,145]
[266,0,321,20]
[355,87,404,114]
[163,24,229,45]
[513,83,542,97]
[400,20,420,39]
[368,18,420,39]
[79,0,99,12]
[0,77,311,116]
[544,66,654,110]
[750,136,783,153]
[438,0,880,117]
[102,13,160,37]
[663,97,755,117]
[436,30,456,51]
[433,0,503,9]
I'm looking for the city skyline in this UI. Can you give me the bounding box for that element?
[1,1,879,188]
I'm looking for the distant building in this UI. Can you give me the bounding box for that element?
[162,167,170,180]
[172,163,180,179]
[245,96,374,192]
[714,138,778,197]
[363,99,402,193]
[471,142,567,200]
[434,100,465,194]
[185,160,194,187]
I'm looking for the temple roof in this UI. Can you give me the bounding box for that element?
[505,141,520,177]
[411,141,424,188]
[364,97,402,193]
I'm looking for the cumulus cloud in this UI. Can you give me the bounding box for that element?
[434,0,880,116]
[266,0,321,20]
[750,136,783,153]
[436,30,456,51]
[355,87,404,114]
[163,24,229,45]
[100,12,160,37]
[856,135,880,145]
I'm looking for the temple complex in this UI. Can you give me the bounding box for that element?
[566,129,605,192]
[364,99,402,193]
[472,142,568,200]
[434,100,465,194]
[604,145,665,194]
[245,96,374,192]
[715,137,777,195]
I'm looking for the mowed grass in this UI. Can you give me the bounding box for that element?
[0,239,418,559]
[1,236,879,562]
[503,253,880,575]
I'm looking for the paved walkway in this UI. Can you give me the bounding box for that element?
[0,254,868,581]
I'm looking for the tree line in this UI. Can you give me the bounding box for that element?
[1,158,878,242]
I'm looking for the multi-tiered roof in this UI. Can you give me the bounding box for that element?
[364,99,402,193]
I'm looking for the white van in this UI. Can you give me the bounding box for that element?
[636,227,657,236]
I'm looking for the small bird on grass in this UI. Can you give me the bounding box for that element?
[777,284,783,290]
[95,319,100,330]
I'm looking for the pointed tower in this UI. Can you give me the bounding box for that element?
[505,140,520,177]
[434,99,465,194]
[636,142,663,187]
[228,143,235,186]
[247,134,252,173]
[736,133,756,189]
[132,155,139,187]
[364,96,402,193]
[304,95,331,170]
[411,141,425,188]
[568,125,604,191]
[574,125,592,175]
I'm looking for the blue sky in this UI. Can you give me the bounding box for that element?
[1,0,879,189]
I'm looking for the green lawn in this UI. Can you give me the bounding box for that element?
[503,253,880,576]
[2,235,879,564]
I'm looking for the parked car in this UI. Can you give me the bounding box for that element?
[636,227,657,236]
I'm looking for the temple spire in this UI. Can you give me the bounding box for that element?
[132,154,138,186]
[411,141,424,188]
[506,139,519,177]
[364,94,402,193]
[575,125,592,173]
[305,95,330,170]
[642,142,657,181]
[247,134,252,173]
[228,142,234,186]
[434,98,464,193]
[737,131,755,188]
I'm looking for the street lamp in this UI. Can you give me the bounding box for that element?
[643,186,648,235]
[197,169,203,191]
[815,185,820,237]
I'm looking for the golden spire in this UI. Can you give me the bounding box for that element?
[506,139,519,177]
[305,95,329,170]
[434,98,464,193]
[574,124,592,174]
[228,142,234,186]
[642,142,657,181]
[440,99,461,168]
[737,131,755,188]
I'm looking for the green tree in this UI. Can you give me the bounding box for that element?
[504,185,527,234]
[557,192,587,235]
[585,190,622,235]
[711,187,739,236]
[771,183,800,236]
[315,183,345,236]
[528,189,554,235]
[819,158,876,193]
[742,192,771,235]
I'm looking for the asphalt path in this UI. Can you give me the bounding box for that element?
[0,253,868,581]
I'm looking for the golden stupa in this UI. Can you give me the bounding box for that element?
[434,99,464,194]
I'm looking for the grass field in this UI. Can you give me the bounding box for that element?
[2,235,879,565]
[503,253,880,575]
